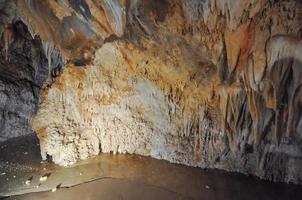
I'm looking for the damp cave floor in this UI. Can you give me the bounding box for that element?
[0,135,302,200]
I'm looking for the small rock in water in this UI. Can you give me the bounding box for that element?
[23,152,28,155]
[13,175,16,178]
[80,172,83,176]
[52,184,61,192]
[40,173,51,182]
[205,185,210,189]
[25,176,33,185]
[40,176,47,182]
[0,172,6,176]
[25,180,31,185]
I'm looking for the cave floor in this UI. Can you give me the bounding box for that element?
[0,135,302,200]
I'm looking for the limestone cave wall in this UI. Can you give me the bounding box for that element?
[1,0,302,184]
[0,1,63,141]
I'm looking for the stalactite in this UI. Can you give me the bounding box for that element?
[103,0,125,37]
[2,24,14,61]
[21,0,302,184]
[42,41,54,79]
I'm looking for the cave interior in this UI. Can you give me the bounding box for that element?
[1,0,302,199]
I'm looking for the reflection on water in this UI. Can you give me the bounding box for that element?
[1,135,302,200]
[8,178,192,200]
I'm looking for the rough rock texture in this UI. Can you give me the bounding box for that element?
[0,1,63,141]
[1,0,302,184]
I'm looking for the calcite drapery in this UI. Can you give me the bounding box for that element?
[1,0,302,184]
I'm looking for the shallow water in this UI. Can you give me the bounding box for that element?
[1,135,302,200]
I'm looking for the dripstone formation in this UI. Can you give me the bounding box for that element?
[1,0,302,184]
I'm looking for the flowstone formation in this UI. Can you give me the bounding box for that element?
[1,0,302,184]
